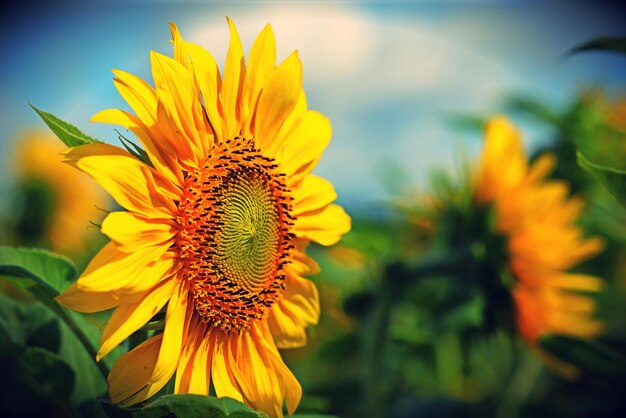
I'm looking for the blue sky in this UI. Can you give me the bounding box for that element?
[1,1,625,216]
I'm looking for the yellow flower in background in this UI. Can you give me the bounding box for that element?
[56,18,350,417]
[476,117,604,373]
[11,132,107,254]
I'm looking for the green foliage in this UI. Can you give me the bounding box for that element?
[540,335,626,377]
[0,247,111,412]
[30,103,103,147]
[0,246,77,298]
[577,151,626,207]
[100,395,269,418]
[568,37,626,56]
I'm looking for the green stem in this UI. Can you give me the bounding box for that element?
[363,270,394,418]
[362,250,474,418]
[55,307,110,382]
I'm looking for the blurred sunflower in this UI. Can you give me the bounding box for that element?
[407,116,605,377]
[477,117,604,351]
[55,19,350,418]
[8,132,107,255]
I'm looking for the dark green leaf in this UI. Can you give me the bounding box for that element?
[27,318,62,353]
[0,247,110,382]
[101,395,268,418]
[116,130,152,166]
[18,346,76,402]
[577,151,626,207]
[30,103,103,147]
[568,37,626,56]
[539,335,626,376]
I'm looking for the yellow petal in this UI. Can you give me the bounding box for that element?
[293,203,351,246]
[151,51,208,162]
[290,239,321,276]
[477,116,526,202]
[240,323,302,417]
[174,321,205,393]
[112,69,157,126]
[98,277,177,360]
[101,211,176,252]
[109,334,162,404]
[172,30,223,142]
[254,51,302,150]
[211,333,245,402]
[268,273,321,349]
[90,108,181,185]
[222,17,245,139]
[187,333,212,394]
[56,281,121,313]
[76,241,171,294]
[149,283,189,385]
[242,24,276,137]
[292,175,337,216]
[276,111,332,183]
[64,143,175,218]
[239,328,284,418]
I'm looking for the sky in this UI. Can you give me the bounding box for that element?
[1,1,625,217]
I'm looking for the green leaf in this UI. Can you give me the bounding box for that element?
[539,335,626,376]
[101,395,269,418]
[577,151,626,207]
[18,346,76,402]
[30,103,103,147]
[0,246,110,381]
[0,246,77,299]
[568,37,626,56]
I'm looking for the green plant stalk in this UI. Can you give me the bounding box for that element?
[363,249,474,418]
[363,271,393,418]
[54,305,110,382]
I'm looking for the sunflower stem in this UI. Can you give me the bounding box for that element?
[362,250,474,418]
[363,266,394,418]
[55,308,110,382]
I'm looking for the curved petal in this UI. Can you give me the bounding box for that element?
[275,111,332,184]
[222,17,245,140]
[293,203,351,246]
[149,283,189,385]
[169,22,223,143]
[64,143,175,218]
[237,322,302,418]
[268,272,320,349]
[101,211,176,252]
[76,241,171,294]
[254,51,302,150]
[56,282,122,313]
[211,332,245,403]
[151,51,210,162]
[90,108,182,185]
[292,175,337,216]
[108,334,162,404]
[241,24,276,137]
[97,277,177,360]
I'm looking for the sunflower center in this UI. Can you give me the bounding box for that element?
[175,137,294,332]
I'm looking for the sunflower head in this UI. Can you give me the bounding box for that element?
[55,19,350,418]
[405,116,605,375]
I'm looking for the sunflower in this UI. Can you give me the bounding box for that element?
[10,131,107,254]
[56,19,350,417]
[476,117,604,370]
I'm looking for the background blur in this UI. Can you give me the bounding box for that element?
[1,1,625,418]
